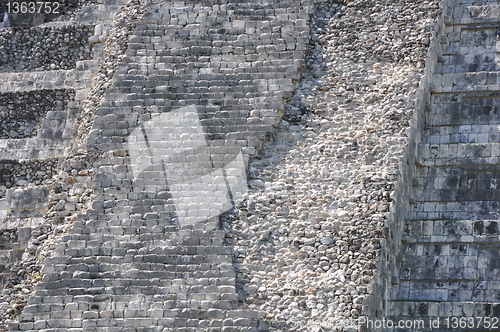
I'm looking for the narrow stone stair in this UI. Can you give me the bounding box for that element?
[391,0,500,330]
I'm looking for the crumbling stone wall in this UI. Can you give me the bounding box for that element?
[388,0,500,329]
[0,159,58,199]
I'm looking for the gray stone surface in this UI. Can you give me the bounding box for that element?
[4,0,315,330]
[6,0,495,330]
[369,0,500,330]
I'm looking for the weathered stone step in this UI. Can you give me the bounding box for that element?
[439,34,498,75]
[0,70,92,93]
[413,164,500,186]
[417,143,500,161]
[431,72,500,93]
[0,89,76,140]
[10,311,261,331]
[409,200,500,220]
[413,189,500,202]
[422,124,500,144]
[0,138,67,159]
[50,246,233,260]
[404,219,499,237]
[0,25,94,73]
[437,25,499,73]
[75,4,123,23]
[426,95,500,127]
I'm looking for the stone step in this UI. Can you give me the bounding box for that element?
[413,189,500,202]
[431,72,500,93]
[409,200,500,220]
[403,234,500,244]
[0,138,67,160]
[426,94,500,127]
[416,154,500,166]
[413,164,500,186]
[417,143,500,161]
[437,25,499,73]
[0,249,11,286]
[404,220,500,237]
[74,5,123,23]
[2,183,50,207]
[11,316,261,331]
[422,124,500,144]
[447,3,500,25]
[396,280,478,301]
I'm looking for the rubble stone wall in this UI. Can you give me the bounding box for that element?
[5,0,494,331]
[0,26,93,72]
[0,89,75,139]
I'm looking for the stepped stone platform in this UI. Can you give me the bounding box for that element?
[383,0,500,330]
[2,0,316,330]
[0,0,125,315]
[8,0,500,330]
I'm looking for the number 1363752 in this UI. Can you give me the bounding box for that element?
[6,2,60,14]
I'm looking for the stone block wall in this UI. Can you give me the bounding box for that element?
[365,0,500,330]
[7,0,498,330]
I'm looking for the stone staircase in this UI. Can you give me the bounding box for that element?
[6,0,315,331]
[15,222,261,331]
[391,0,500,330]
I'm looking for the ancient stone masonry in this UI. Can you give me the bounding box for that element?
[0,26,93,72]
[4,0,316,331]
[368,0,500,330]
[0,0,129,327]
[3,0,478,330]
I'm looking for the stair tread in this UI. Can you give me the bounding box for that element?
[402,235,500,243]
